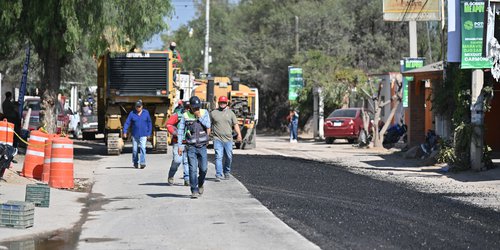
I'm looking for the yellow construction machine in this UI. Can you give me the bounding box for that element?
[97,51,175,155]
[192,77,258,149]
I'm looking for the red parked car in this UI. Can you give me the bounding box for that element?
[323,108,368,144]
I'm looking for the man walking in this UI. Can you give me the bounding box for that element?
[166,100,189,186]
[123,100,152,169]
[210,96,242,181]
[177,96,211,199]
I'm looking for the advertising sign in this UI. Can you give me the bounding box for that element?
[460,0,493,69]
[288,67,303,101]
[383,0,441,21]
[402,58,425,107]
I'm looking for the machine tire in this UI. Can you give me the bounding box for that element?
[325,137,334,144]
[82,132,96,140]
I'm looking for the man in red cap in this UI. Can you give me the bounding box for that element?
[210,95,242,181]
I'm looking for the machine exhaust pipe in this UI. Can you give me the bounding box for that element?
[207,77,215,110]
[231,77,240,91]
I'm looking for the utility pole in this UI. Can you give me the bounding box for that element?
[203,0,210,75]
[471,69,485,171]
[295,16,299,56]
[409,20,418,57]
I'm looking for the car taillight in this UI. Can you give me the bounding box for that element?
[349,120,354,125]
[325,121,333,127]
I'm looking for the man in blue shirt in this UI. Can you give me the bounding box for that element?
[177,96,211,199]
[123,100,152,169]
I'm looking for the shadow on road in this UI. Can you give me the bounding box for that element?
[146,193,191,198]
[361,152,430,169]
[74,141,107,161]
[140,182,169,186]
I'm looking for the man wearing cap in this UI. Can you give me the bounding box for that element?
[177,96,211,199]
[123,100,152,169]
[210,96,242,181]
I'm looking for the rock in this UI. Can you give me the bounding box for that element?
[405,146,423,159]
[423,150,439,165]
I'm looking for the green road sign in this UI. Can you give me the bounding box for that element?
[288,67,304,101]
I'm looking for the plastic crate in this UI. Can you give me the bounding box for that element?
[25,183,50,207]
[0,201,35,229]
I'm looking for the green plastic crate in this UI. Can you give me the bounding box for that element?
[25,183,50,208]
[0,201,35,229]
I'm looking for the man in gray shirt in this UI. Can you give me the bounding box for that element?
[210,96,242,181]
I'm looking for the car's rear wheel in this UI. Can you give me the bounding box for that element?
[347,138,356,144]
[325,137,334,144]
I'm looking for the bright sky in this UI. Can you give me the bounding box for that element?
[142,0,198,50]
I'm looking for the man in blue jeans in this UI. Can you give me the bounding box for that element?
[177,96,211,199]
[123,100,152,169]
[210,96,242,181]
[166,101,190,186]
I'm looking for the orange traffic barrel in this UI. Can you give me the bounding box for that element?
[0,119,14,146]
[49,137,74,189]
[22,130,50,179]
[41,135,55,183]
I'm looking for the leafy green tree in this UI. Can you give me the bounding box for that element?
[168,0,438,130]
[0,0,173,132]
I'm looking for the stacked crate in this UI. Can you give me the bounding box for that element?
[25,183,50,207]
[0,201,35,229]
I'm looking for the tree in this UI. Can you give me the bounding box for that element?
[0,0,173,132]
[361,77,403,148]
[167,0,432,129]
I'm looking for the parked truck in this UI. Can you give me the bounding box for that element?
[192,77,258,149]
[97,51,175,155]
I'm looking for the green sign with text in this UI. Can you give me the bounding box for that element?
[460,0,493,69]
[288,67,304,101]
[402,58,425,107]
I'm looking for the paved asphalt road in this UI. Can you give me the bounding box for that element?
[230,154,500,249]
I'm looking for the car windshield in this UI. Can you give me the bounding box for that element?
[328,109,357,118]
[24,100,41,111]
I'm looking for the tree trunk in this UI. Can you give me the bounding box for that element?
[40,47,62,134]
[372,107,383,148]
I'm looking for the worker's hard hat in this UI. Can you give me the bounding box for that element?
[218,96,229,103]
[170,42,176,47]
[189,96,201,108]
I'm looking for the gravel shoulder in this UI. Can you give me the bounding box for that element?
[237,135,500,212]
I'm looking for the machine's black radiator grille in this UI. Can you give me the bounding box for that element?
[109,55,169,96]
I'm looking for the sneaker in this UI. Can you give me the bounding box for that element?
[224,173,231,180]
[199,186,204,195]
[140,164,146,169]
[168,177,174,185]
[133,163,138,168]
[215,176,221,182]
[191,192,200,199]
[184,180,189,186]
